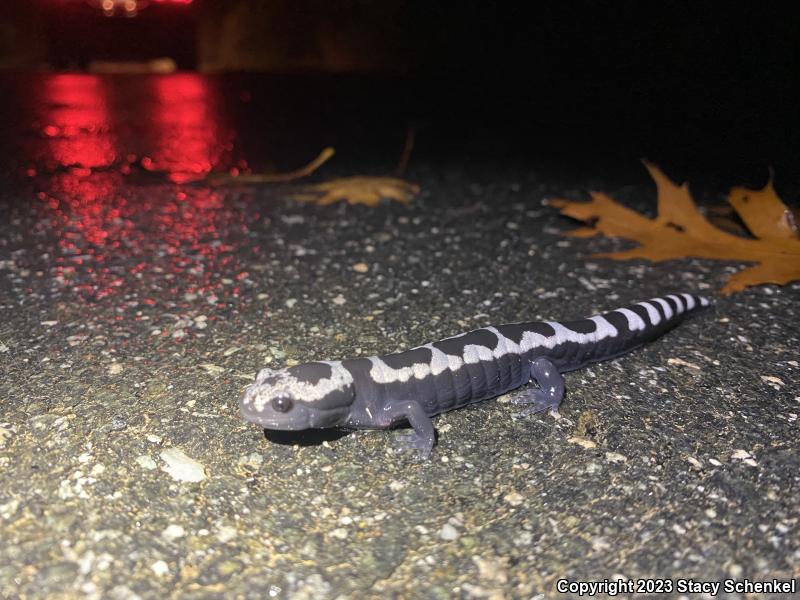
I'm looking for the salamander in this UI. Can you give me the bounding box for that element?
[240,292,710,458]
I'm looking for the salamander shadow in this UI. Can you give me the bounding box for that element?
[263,427,350,447]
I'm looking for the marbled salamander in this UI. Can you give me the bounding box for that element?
[240,293,710,458]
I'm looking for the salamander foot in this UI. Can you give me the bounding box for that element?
[381,399,436,459]
[393,429,435,459]
[511,357,565,415]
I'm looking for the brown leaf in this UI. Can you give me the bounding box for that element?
[208,147,335,185]
[727,179,799,241]
[547,162,800,294]
[292,176,420,207]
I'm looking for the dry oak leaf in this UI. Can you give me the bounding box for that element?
[547,162,800,294]
[291,176,420,207]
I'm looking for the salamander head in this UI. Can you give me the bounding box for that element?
[239,361,354,430]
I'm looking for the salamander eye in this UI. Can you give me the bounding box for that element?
[271,396,293,413]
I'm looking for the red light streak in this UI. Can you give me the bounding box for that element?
[39,74,117,169]
[148,73,230,183]
[30,73,254,309]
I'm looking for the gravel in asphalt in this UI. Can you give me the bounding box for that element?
[1,170,798,598]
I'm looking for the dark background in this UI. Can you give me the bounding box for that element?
[0,2,798,182]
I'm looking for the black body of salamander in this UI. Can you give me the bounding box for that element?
[240,293,710,458]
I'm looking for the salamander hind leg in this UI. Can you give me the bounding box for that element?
[511,357,565,415]
[380,400,436,459]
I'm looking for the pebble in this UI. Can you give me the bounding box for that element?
[503,491,524,506]
[760,374,785,388]
[731,449,758,467]
[162,525,185,541]
[667,357,701,370]
[686,456,703,469]
[150,560,169,576]
[605,452,628,464]
[216,525,238,543]
[567,436,597,449]
[439,523,459,540]
[159,448,207,482]
[514,531,533,546]
[135,455,157,470]
[107,363,123,375]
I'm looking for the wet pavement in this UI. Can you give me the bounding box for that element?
[0,73,798,599]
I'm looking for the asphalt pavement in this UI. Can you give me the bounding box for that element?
[0,73,798,599]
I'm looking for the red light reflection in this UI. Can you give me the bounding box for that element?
[30,73,257,311]
[40,173,258,306]
[38,74,117,169]
[147,74,232,183]
[34,72,234,181]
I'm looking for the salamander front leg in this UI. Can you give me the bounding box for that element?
[511,357,565,415]
[380,400,436,459]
